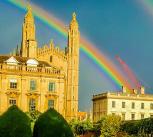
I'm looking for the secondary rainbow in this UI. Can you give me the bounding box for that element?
[6,0,132,89]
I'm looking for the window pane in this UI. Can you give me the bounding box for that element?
[150,103,153,110]
[48,82,55,92]
[132,102,135,109]
[122,113,125,120]
[10,79,17,89]
[122,102,125,108]
[141,103,144,109]
[9,99,16,106]
[29,99,36,111]
[141,114,144,119]
[30,80,36,91]
[131,114,135,120]
[112,101,115,108]
[48,100,54,109]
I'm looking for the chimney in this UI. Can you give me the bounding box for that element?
[122,86,126,93]
[133,89,137,94]
[140,86,145,94]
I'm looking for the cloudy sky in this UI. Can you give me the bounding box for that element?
[0,0,153,111]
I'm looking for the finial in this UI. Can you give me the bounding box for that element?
[27,0,32,11]
[27,4,32,11]
[50,39,54,48]
[72,12,76,21]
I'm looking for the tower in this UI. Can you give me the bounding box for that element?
[21,4,37,58]
[66,13,80,120]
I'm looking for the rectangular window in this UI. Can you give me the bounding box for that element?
[122,102,125,108]
[48,100,54,109]
[141,114,144,119]
[10,79,17,89]
[151,103,153,110]
[30,80,36,91]
[132,102,135,109]
[131,114,135,120]
[48,82,55,92]
[150,114,153,118]
[122,113,125,120]
[112,112,115,115]
[141,103,144,109]
[9,99,16,106]
[112,101,115,108]
[29,99,36,111]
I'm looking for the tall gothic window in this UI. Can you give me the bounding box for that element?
[50,56,53,62]
[10,79,17,89]
[48,82,55,92]
[29,98,36,111]
[30,80,36,91]
[48,100,54,109]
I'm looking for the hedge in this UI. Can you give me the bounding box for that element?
[0,105,32,137]
[33,108,74,137]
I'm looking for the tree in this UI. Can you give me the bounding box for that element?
[33,108,74,137]
[98,115,121,137]
[69,118,94,136]
[121,120,140,136]
[0,105,32,137]
[26,110,41,130]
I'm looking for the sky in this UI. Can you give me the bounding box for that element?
[0,0,153,111]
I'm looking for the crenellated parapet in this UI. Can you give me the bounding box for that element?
[37,41,68,61]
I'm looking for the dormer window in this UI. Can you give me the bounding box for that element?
[5,56,18,65]
[26,59,39,67]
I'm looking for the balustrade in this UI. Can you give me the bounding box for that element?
[0,63,63,76]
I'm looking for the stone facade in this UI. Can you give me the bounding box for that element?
[0,4,79,120]
[92,87,153,122]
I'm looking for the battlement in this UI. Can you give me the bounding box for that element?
[37,41,68,61]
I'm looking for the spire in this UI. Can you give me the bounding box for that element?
[70,12,78,27]
[72,12,76,21]
[24,2,34,23]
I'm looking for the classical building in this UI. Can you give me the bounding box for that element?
[0,4,80,120]
[92,87,153,122]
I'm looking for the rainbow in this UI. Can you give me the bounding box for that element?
[6,0,132,89]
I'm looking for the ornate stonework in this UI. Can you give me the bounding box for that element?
[0,4,79,120]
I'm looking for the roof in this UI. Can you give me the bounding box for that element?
[92,92,153,101]
[0,55,51,67]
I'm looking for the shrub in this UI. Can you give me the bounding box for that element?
[69,119,94,136]
[0,105,32,137]
[120,120,140,136]
[99,115,122,137]
[33,108,74,137]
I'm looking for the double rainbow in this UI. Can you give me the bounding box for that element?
[6,0,132,89]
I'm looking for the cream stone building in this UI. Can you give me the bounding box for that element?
[92,87,153,122]
[0,4,80,120]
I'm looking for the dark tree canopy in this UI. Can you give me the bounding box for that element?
[0,105,32,137]
[33,108,74,137]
